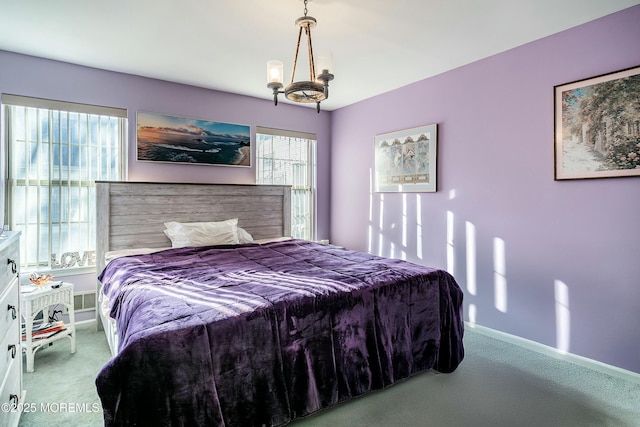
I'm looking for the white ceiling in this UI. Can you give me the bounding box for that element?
[0,0,638,111]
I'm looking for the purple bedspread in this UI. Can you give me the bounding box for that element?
[96,239,464,426]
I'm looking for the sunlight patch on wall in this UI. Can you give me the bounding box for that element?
[369,168,374,222]
[378,194,384,230]
[493,237,507,313]
[465,221,477,296]
[368,168,374,253]
[402,194,408,248]
[416,195,423,260]
[378,194,385,257]
[554,279,571,353]
[446,210,455,275]
[468,303,477,326]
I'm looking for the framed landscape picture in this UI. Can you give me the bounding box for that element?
[374,124,437,192]
[137,112,251,167]
[554,65,640,180]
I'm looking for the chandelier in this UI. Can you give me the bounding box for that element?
[266,0,334,113]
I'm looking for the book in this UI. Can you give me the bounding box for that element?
[21,320,67,341]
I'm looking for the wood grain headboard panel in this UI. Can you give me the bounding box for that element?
[96,181,291,275]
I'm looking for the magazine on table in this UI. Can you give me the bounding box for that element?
[21,320,67,341]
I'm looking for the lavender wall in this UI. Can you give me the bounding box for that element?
[0,50,332,319]
[331,6,640,373]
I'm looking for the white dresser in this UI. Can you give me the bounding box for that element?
[0,232,24,427]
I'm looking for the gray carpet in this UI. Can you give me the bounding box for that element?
[18,323,640,427]
[19,322,110,427]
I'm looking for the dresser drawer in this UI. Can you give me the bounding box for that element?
[0,310,19,381]
[0,235,19,296]
[0,358,22,427]
[0,281,19,344]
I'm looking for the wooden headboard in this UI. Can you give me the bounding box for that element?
[95,181,292,275]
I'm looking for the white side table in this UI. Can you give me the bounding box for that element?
[20,282,76,372]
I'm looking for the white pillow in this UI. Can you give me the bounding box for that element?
[164,219,239,248]
[237,227,254,244]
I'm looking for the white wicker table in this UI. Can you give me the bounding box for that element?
[20,282,76,372]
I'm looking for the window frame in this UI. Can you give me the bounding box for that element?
[2,94,127,275]
[255,126,317,241]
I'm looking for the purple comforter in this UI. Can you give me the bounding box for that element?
[96,239,464,426]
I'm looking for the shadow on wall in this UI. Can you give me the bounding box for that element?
[366,172,572,354]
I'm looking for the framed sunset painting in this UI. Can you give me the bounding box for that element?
[137,112,251,167]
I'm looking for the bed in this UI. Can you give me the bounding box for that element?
[94,181,293,355]
[94,181,464,427]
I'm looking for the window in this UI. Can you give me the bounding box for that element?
[256,127,316,240]
[3,94,127,273]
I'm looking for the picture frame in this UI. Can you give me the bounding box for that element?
[137,111,251,167]
[374,124,437,192]
[554,65,640,180]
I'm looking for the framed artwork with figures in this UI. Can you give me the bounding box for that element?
[374,124,437,192]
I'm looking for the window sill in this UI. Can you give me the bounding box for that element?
[20,266,97,284]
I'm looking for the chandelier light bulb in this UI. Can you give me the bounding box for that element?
[267,60,284,84]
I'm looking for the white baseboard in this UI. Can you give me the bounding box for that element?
[466,322,640,385]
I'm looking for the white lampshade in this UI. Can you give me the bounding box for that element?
[267,60,284,84]
[316,52,334,75]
